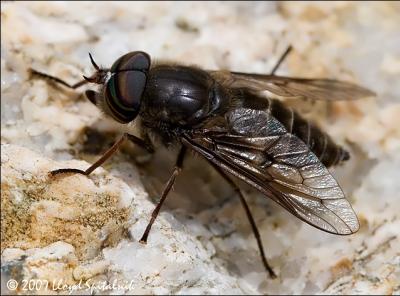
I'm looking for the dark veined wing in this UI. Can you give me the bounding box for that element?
[211,71,375,101]
[182,107,360,235]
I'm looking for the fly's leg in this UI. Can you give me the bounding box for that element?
[126,134,154,154]
[210,163,277,279]
[29,69,89,89]
[30,54,107,105]
[29,53,102,89]
[270,45,293,75]
[139,146,187,244]
[30,69,99,104]
[50,133,154,177]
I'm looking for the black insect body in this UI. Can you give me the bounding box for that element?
[30,47,375,278]
[140,65,229,142]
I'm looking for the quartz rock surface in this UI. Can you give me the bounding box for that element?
[1,2,399,295]
[1,144,246,294]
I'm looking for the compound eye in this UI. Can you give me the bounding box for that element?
[104,71,146,123]
[111,51,151,72]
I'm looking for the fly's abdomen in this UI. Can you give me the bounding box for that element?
[268,99,349,167]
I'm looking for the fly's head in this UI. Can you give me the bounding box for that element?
[84,51,151,124]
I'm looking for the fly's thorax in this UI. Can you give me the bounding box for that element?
[140,65,231,127]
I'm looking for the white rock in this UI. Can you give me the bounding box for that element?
[73,260,110,281]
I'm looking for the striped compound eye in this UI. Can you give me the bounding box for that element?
[104,52,151,123]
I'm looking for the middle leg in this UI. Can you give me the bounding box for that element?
[139,146,187,244]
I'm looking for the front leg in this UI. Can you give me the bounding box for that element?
[50,133,154,177]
